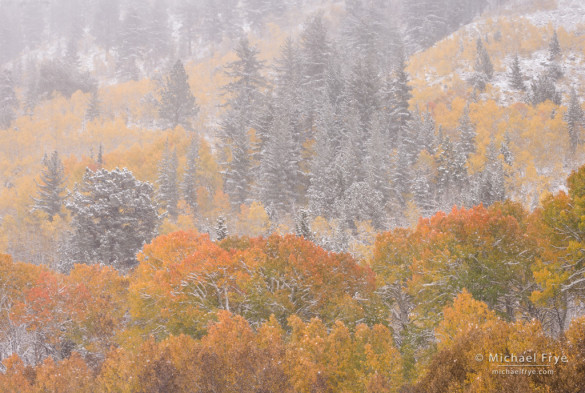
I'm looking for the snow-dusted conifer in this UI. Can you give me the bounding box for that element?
[221,38,266,209]
[566,87,584,153]
[456,105,476,159]
[66,168,159,271]
[157,141,179,219]
[508,54,526,91]
[182,137,199,210]
[32,151,66,220]
[0,70,18,129]
[158,59,198,130]
[294,209,312,239]
[216,216,228,241]
[548,30,561,61]
[85,90,101,122]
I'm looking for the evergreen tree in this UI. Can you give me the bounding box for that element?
[216,215,228,241]
[85,90,101,122]
[566,87,584,154]
[300,13,330,93]
[388,51,412,142]
[412,151,437,217]
[182,137,199,210]
[500,132,513,166]
[347,58,381,133]
[32,151,66,220]
[158,60,199,130]
[418,110,438,154]
[456,105,476,159]
[221,38,266,209]
[258,113,299,214]
[470,38,493,91]
[294,209,312,239]
[530,73,561,106]
[436,136,467,209]
[478,141,506,206]
[178,0,198,57]
[93,0,120,54]
[65,168,159,271]
[157,142,179,220]
[0,70,18,129]
[116,8,144,81]
[97,143,104,168]
[508,54,526,91]
[548,30,561,61]
[307,102,339,218]
[0,2,24,64]
[20,0,45,48]
[146,0,172,63]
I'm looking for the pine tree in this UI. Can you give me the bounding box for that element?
[456,105,476,159]
[216,216,228,241]
[65,168,159,271]
[85,90,101,122]
[221,38,266,209]
[418,110,438,154]
[548,30,561,61]
[478,141,506,206]
[566,87,584,154]
[97,143,104,168]
[300,13,330,93]
[258,113,299,214]
[470,38,493,91]
[500,132,513,166]
[93,0,120,54]
[116,8,144,81]
[158,60,199,130]
[182,137,199,210]
[388,51,412,142]
[307,103,338,218]
[157,142,179,219]
[294,209,312,239]
[178,0,198,57]
[508,54,526,91]
[436,136,467,209]
[530,73,561,106]
[347,58,381,133]
[0,70,18,129]
[146,0,172,64]
[32,151,66,220]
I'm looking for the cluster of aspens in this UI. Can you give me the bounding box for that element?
[2,165,585,392]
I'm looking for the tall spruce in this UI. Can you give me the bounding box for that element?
[548,30,561,61]
[221,38,266,209]
[456,105,476,159]
[158,60,198,130]
[183,137,199,210]
[389,51,412,142]
[0,70,18,129]
[85,90,101,122]
[32,151,66,220]
[157,141,179,220]
[508,54,526,91]
[216,215,228,241]
[566,87,584,154]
